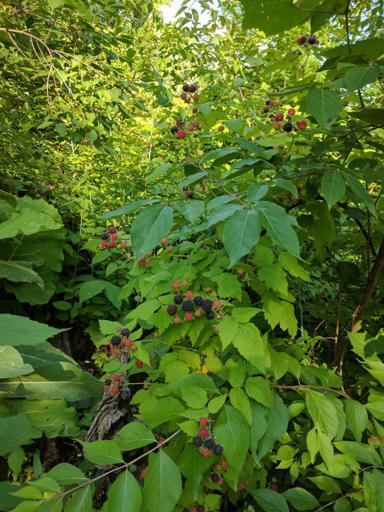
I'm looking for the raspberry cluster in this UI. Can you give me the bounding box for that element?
[192,417,224,458]
[297,34,318,46]
[137,239,170,269]
[105,327,144,370]
[167,283,222,323]
[270,107,308,132]
[170,84,200,139]
[99,225,128,251]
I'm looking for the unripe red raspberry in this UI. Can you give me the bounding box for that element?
[297,35,307,45]
[103,385,109,392]
[176,130,187,139]
[273,121,280,130]
[199,428,209,437]
[184,290,194,298]
[192,107,199,114]
[111,233,118,241]
[108,241,116,248]
[187,124,195,132]
[108,227,116,234]
[185,313,193,321]
[201,448,210,458]
[136,359,143,368]
[172,281,180,289]
[120,241,128,249]
[161,238,168,245]
[180,92,188,100]
[213,300,222,309]
[100,240,107,249]
[199,418,208,426]
[288,108,296,116]
[110,386,119,395]
[275,112,284,121]
[111,374,121,382]
[173,315,182,324]
[123,338,132,346]
[297,120,307,130]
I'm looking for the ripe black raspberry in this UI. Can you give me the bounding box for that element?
[174,294,183,305]
[182,300,194,312]
[193,436,202,447]
[201,300,213,312]
[308,35,317,45]
[167,304,177,316]
[206,311,215,320]
[188,84,197,93]
[101,231,108,240]
[213,444,223,455]
[121,328,130,336]
[110,335,121,346]
[297,35,307,45]
[211,473,220,483]
[104,378,111,385]
[193,296,203,307]
[197,506,205,512]
[283,122,293,132]
[204,438,215,449]
[265,100,271,105]
[170,125,178,135]
[182,84,189,92]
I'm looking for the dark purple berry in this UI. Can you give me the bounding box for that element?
[188,84,197,93]
[197,506,205,512]
[121,328,129,336]
[108,227,116,234]
[167,304,177,316]
[201,300,212,312]
[283,122,293,132]
[297,35,307,45]
[204,438,215,449]
[213,444,223,455]
[176,119,185,127]
[170,125,178,135]
[183,509,190,512]
[104,378,111,385]
[265,100,271,105]
[101,231,108,240]
[193,296,203,307]
[182,300,194,312]
[110,335,121,346]
[193,436,203,447]
[183,84,189,92]
[174,294,183,305]
[211,473,220,483]
[206,311,215,320]
[308,35,317,45]
[263,106,270,113]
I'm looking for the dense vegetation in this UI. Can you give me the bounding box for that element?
[1,0,384,510]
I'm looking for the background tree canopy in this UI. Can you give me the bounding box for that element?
[0,0,384,511]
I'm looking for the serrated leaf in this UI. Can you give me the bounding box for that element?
[306,88,343,127]
[143,451,182,512]
[82,440,123,465]
[0,315,67,346]
[321,170,346,209]
[106,469,141,512]
[258,201,299,256]
[222,209,261,265]
[131,205,173,259]
[251,488,289,512]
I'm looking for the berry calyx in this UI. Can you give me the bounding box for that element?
[213,444,223,455]
[283,122,293,132]
[181,279,189,287]
[297,35,307,45]
[174,294,183,304]
[167,304,178,316]
[184,290,194,298]
[130,344,137,351]
[213,300,222,309]
[199,428,209,438]
[199,418,208,426]
[201,449,210,458]
[135,359,144,368]
[193,436,203,447]
[110,335,121,346]
[297,120,307,130]
[182,300,194,312]
[185,312,193,321]
[308,34,317,45]
[287,108,296,116]
[275,112,284,121]
[174,315,182,324]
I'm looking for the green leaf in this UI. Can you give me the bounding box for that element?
[241,0,309,35]
[344,174,376,216]
[0,413,35,456]
[180,385,208,409]
[219,316,239,350]
[207,204,242,227]
[273,178,298,198]
[305,391,339,439]
[233,322,266,367]
[131,205,173,260]
[344,400,368,442]
[321,170,346,209]
[247,184,269,202]
[212,273,242,300]
[175,200,204,224]
[308,475,341,494]
[79,280,107,303]
[7,447,25,477]
[143,451,182,512]
[208,395,227,414]
[0,260,44,287]
[46,464,87,486]
[306,88,343,127]
[257,395,289,460]
[0,315,67,346]
[65,485,93,512]
[179,444,212,502]
[222,209,261,265]
[115,423,156,452]
[245,377,273,408]
[82,440,123,465]
[140,397,184,428]
[258,201,299,256]
[251,488,289,512]
[106,469,142,512]
[283,488,319,510]
[213,406,250,483]
[0,346,33,378]
[102,200,160,219]
[230,388,252,424]
[344,65,379,92]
